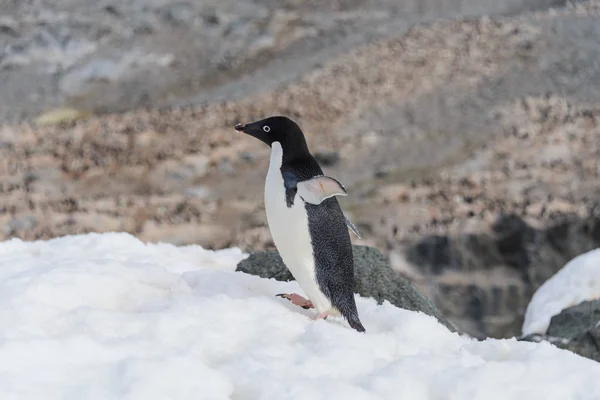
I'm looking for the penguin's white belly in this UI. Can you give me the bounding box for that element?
[264,142,332,313]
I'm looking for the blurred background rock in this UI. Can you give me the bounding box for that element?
[2,0,600,339]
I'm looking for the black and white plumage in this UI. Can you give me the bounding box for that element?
[235,116,365,332]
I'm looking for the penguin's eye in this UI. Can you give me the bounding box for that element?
[263,125,271,133]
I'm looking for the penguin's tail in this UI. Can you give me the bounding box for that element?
[346,314,366,333]
[330,291,366,332]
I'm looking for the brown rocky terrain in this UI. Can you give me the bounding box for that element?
[2,0,600,338]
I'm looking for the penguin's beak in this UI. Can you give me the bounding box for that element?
[234,121,271,146]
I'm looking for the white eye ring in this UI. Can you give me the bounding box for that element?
[263,125,270,132]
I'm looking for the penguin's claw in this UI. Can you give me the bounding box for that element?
[311,312,329,321]
[276,293,314,309]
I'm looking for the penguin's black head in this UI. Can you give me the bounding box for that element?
[235,116,309,157]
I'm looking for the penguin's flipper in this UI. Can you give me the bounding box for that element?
[297,175,347,205]
[345,216,362,239]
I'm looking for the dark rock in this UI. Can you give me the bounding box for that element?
[405,214,600,339]
[547,300,600,339]
[374,168,390,179]
[237,250,294,282]
[236,245,456,331]
[241,152,255,163]
[406,235,453,274]
[556,328,600,363]
[103,5,121,17]
[492,214,535,272]
[521,300,600,363]
[202,11,220,26]
[0,18,19,37]
[313,151,340,167]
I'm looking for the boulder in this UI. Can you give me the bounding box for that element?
[236,245,456,331]
[547,300,600,339]
[237,249,294,282]
[521,300,600,363]
[547,300,600,363]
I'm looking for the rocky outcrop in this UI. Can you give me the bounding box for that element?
[404,214,600,339]
[236,245,456,332]
[521,300,600,363]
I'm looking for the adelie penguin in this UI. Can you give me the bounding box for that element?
[235,116,365,332]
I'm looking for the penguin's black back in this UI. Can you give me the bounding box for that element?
[281,155,365,332]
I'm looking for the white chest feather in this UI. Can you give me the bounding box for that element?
[264,142,331,312]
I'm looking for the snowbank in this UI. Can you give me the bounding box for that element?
[522,248,600,336]
[0,233,599,400]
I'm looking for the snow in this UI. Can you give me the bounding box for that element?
[0,232,599,400]
[522,248,600,336]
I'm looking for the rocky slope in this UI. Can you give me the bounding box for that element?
[0,0,563,124]
[2,0,600,338]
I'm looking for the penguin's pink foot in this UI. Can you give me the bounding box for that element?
[276,293,314,309]
[311,311,329,321]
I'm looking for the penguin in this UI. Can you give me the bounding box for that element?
[235,116,365,332]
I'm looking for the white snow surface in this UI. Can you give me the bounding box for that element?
[522,248,600,336]
[0,232,599,400]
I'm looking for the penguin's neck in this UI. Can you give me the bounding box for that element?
[271,141,311,168]
[269,141,284,171]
